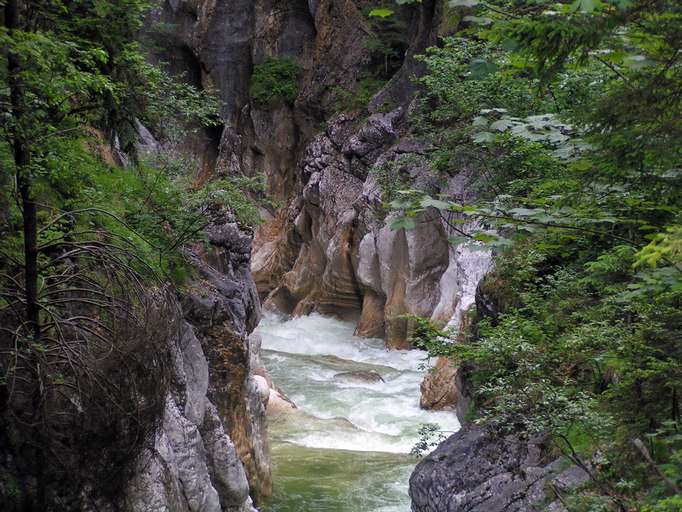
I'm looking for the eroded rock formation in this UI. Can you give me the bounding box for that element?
[124,213,270,511]
[149,0,479,356]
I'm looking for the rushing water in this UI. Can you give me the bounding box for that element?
[257,313,460,512]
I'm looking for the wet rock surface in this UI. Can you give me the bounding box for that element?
[252,111,483,351]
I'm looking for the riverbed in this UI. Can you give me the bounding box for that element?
[256,313,460,512]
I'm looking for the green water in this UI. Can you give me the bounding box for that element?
[256,313,460,512]
[264,443,414,512]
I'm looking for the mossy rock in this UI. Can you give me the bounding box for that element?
[250,56,302,109]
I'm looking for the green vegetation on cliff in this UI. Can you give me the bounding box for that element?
[391,1,682,510]
[250,56,302,109]
[0,0,262,508]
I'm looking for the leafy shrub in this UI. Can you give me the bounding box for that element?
[250,57,301,108]
[191,176,262,228]
[333,76,387,113]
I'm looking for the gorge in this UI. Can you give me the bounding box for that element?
[1,1,681,511]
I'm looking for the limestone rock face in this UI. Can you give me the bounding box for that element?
[419,358,461,411]
[125,213,269,511]
[154,0,472,353]
[182,215,270,501]
[253,111,492,374]
[125,334,257,512]
[409,427,590,512]
[254,111,470,349]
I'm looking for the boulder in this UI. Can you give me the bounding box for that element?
[419,358,461,411]
[267,388,297,415]
[409,426,590,512]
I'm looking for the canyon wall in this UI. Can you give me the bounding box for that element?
[149,0,486,413]
[146,3,599,512]
[144,0,474,410]
[123,213,270,512]
[142,2,500,511]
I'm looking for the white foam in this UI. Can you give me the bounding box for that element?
[257,313,461,455]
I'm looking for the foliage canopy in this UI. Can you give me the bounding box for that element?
[393,1,682,509]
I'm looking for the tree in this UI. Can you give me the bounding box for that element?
[0,1,218,508]
[391,1,682,509]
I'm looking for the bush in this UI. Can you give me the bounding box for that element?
[250,57,301,108]
[333,76,387,113]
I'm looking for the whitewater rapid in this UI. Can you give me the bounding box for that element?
[257,312,460,511]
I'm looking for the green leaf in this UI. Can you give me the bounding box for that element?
[388,198,413,209]
[448,236,470,246]
[508,207,542,217]
[390,217,417,231]
[420,197,450,210]
[623,55,656,70]
[368,8,394,18]
[501,39,519,52]
[472,116,489,127]
[448,0,480,6]
[469,59,498,79]
[472,232,499,243]
[570,0,602,13]
[473,131,496,144]
[490,236,513,248]
[489,118,518,131]
[463,15,493,26]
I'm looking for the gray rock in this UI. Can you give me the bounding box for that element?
[409,426,590,512]
[126,397,221,512]
[179,321,209,426]
[135,119,160,155]
[163,399,221,512]
[200,401,252,511]
[125,217,268,511]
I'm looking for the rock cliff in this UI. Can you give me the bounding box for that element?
[143,2,535,512]
[149,0,481,408]
[124,213,270,512]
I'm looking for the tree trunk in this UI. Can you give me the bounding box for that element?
[5,3,46,510]
[5,0,40,342]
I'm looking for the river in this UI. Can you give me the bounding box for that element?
[257,313,460,512]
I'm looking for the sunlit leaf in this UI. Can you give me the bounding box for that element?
[463,16,493,26]
[473,232,498,243]
[420,197,451,210]
[448,0,480,6]
[473,131,496,143]
[570,0,603,13]
[368,8,394,18]
[623,55,656,70]
[469,58,499,79]
[448,235,470,246]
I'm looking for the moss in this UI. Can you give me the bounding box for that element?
[437,1,462,37]
[333,76,387,113]
[250,57,301,109]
